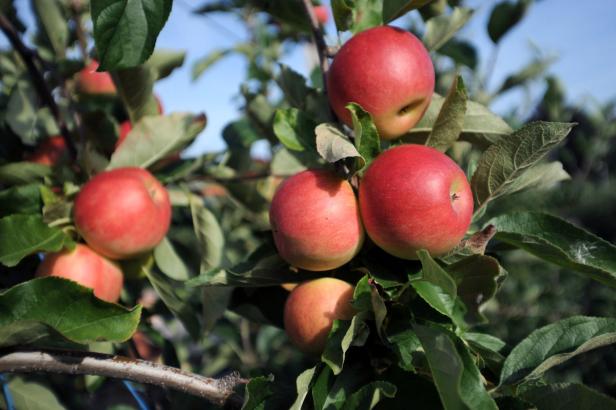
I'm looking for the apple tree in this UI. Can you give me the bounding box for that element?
[0,0,615,409]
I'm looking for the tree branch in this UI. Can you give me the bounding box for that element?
[0,349,247,409]
[300,0,330,92]
[0,13,77,160]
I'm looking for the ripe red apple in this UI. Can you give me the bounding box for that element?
[314,5,329,25]
[284,278,355,354]
[269,169,364,271]
[76,60,117,96]
[74,167,172,260]
[359,144,473,258]
[25,136,67,166]
[327,26,435,140]
[36,244,123,303]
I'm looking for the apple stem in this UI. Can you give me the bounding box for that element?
[0,13,78,161]
[0,349,247,408]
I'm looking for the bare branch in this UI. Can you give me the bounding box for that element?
[0,13,77,160]
[0,349,247,409]
[300,0,330,92]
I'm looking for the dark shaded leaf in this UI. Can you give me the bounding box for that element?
[425,75,467,152]
[487,0,532,44]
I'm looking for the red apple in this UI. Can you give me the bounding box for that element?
[269,169,364,271]
[327,26,434,140]
[284,278,355,354]
[314,5,329,25]
[36,244,123,303]
[115,121,133,149]
[359,144,473,258]
[25,136,67,166]
[76,60,117,96]
[74,167,171,260]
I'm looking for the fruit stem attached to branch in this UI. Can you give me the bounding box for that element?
[0,14,77,160]
[0,349,247,409]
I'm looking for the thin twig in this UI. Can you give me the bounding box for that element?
[0,349,247,409]
[300,0,330,92]
[69,0,89,62]
[0,14,77,160]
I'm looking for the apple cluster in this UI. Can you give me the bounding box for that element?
[273,26,473,354]
[31,63,172,303]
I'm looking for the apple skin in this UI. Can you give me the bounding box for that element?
[314,5,329,25]
[359,144,473,259]
[269,169,364,271]
[327,26,435,140]
[25,136,67,166]
[76,60,117,96]
[36,244,123,303]
[284,278,355,354]
[74,167,172,260]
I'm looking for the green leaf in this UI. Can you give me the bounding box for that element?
[333,0,383,34]
[504,161,570,195]
[0,162,52,185]
[0,184,42,217]
[242,375,275,410]
[415,324,498,410]
[186,241,317,287]
[0,214,73,267]
[192,49,231,81]
[153,237,190,281]
[447,255,505,324]
[91,0,172,70]
[471,122,574,209]
[290,367,317,410]
[276,65,312,109]
[383,0,433,23]
[487,0,532,44]
[32,0,68,58]
[413,251,466,329]
[499,316,616,386]
[6,80,59,144]
[113,65,159,123]
[385,304,421,371]
[189,195,224,273]
[341,381,397,410]
[142,258,202,340]
[423,7,474,51]
[315,123,365,168]
[490,212,616,288]
[405,94,512,148]
[4,377,65,410]
[108,113,206,170]
[0,277,141,346]
[521,383,616,410]
[463,332,506,353]
[498,57,556,95]
[331,0,354,32]
[348,103,381,169]
[322,316,370,375]
[146,49,186,80]
[425,76,467,152]
[273,108,318,152]
[439,39,478,69]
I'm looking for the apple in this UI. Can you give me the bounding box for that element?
[36,244,123,303]
[74,167,172,260]
[359,144,473,258]
[314,5,329,25]
[284,278,355,354]
[25,136,67,166]
[269,169,364,271]
[76,60,117,96]
[327,26,435,140]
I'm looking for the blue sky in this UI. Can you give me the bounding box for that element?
[4,1,616,156]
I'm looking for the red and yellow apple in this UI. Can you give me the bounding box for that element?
[359,144,473,258]
[284,278,355,354]
[25,136,67,166]
[327,26,434,140]
[75,60,117,96]
[74,167,171,260]
[269,169,364,271]
[36,244,123,303]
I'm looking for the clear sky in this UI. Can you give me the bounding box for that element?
[4,1,616,157]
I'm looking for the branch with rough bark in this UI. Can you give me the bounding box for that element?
[0,349,247,409]
[0,13,77,160]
